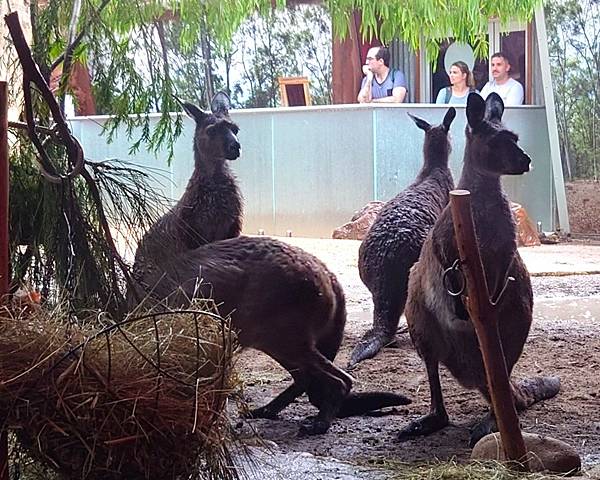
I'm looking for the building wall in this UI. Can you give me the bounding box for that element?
[69,103,558,238]
[0,1,31,120]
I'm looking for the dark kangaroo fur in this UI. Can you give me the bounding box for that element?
[399,93,560,446]
[348,108,456,369]
[130,96,411,435]
[140,94,243,259]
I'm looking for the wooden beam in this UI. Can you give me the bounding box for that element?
[332,11,363,104]
[449,190,528,470]
[0,80,10,480]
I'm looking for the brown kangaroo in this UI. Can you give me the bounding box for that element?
[349,108,456,369]
[399,93,560,446]
[130,96,411,435]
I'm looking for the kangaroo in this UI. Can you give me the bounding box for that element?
[140,92,243,257]
[399,93,560,446]
[349,108,456,369]
[130,98,411,435]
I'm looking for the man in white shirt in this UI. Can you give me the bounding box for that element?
[480,52,524,106]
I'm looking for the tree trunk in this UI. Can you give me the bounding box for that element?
[200,14,214,106]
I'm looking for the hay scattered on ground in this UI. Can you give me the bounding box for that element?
[368,459,566,479]
[0,299,241,480]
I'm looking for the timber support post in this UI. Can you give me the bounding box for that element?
[0,80,10,480]
[449,189,528,470]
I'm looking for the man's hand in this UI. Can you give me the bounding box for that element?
[357,66,374,103]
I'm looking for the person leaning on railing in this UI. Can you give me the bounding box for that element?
[357,46,407,103]
[480,51,524,106]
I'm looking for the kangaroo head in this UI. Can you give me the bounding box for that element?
[183,92,241,161]
[408,107,456,166]
[465,92,531,177]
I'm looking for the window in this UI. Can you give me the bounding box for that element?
[426,20,530,103]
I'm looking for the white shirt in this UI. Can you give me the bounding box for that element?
[480,78,524,106]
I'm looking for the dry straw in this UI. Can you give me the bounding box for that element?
[0,299,241,480]
[371,459,561,479]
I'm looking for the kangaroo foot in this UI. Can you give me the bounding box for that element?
[514,376,561,409]
[347,329,396,370]
[397,411,449,441]
[469,412,499,447]
[243,405,279,420]
[298,415,332,435]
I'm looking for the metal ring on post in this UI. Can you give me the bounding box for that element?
[442,258,466,297]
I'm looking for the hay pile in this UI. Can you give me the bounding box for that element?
[370,459,559,479]
[0,300,240,480]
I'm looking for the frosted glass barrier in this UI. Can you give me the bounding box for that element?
[69,104,554,238]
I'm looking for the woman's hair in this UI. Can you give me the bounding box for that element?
[451,61,475,88]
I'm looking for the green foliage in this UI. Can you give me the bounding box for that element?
[546,0,600,180]
[30,0,543,155]
[327,0,543,62]
[8,128,169,314]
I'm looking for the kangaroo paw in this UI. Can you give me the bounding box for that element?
[243,405,279,420]
[397,412,449,441]
[298,416,331,435]
[347,330,395,370]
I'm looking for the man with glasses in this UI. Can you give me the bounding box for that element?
[358,46,407,103]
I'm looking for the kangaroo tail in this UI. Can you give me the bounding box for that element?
[336,391,411,418]
[512,376,561,411]
[347,331,391,370]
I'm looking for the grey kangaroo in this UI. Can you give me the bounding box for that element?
[349,108,456,369]
[399,93,560,446]
[130,95,411,435]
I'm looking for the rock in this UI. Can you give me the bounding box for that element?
[471,432,581,474]
[332,201,384,240]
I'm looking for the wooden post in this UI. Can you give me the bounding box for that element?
[0,80,10,480]
[449,190,528,469]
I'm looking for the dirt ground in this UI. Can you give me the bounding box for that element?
[566,180,600,235]
[233,237,600,474]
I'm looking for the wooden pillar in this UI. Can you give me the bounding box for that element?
[449,190,528,470]
[0,80,10,480]
[50,61,97,116]
[332,11,363,104]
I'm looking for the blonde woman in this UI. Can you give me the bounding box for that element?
[435,61,477,104]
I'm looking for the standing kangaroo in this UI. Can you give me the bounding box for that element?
[349,108,456,369]
[399,93,560,446]
[130,96,411,435]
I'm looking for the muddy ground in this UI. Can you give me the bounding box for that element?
[566,180,600,235]
[233,238,600,474]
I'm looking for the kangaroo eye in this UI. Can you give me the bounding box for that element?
[205,125,217,137]
[231,126,239,135]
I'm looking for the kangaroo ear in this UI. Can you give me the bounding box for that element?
[442,107,456,132]
[466,92,486,129]
[485,92,504,123]
[407,112,431,132]
[211,91,232,116]
[182,102,208,123]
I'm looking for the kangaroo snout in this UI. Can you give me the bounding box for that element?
[517,150,532,173]
[226,141,241,160]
